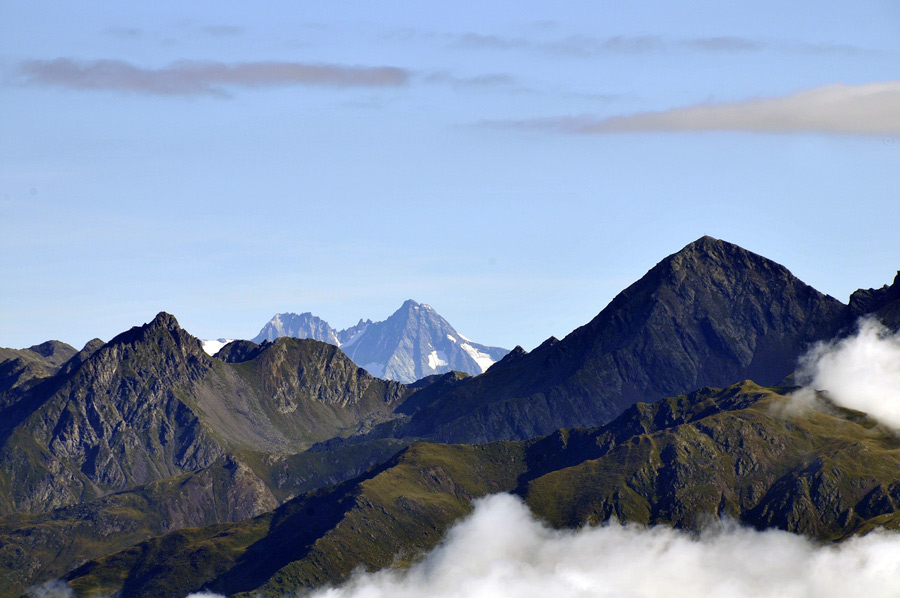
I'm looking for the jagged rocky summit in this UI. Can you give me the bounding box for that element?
[247,300,509,383]
[0,312,409,518]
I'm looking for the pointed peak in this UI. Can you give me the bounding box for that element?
[148,311,181,331]
[676,235,736,257]
[507,345,528,358]
[107,311,200,351]
[660,237,785,277]
[401,299,421,309]
[692,235,721,245]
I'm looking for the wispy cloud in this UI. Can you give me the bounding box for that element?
[452,33,868,58]
[487,82,900,136]
[24,579,73,597]
[18,59,410,96]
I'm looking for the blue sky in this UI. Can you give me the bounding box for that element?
[2,1,899,351]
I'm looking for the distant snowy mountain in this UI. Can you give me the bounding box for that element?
[252,300,508,383]
[252,313,340,345]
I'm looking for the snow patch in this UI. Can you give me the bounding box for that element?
[446,334,457,343]
[201,339,233,356]
[460,343,495,373]
[427,350,449,370]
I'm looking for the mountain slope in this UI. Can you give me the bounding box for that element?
[0,314,411,517]
[0,454,276,598]
[252,301,508,383]
[0,340,77,394]
[63,381,900,598]
[382,236,849,443]
[0,438,410,598]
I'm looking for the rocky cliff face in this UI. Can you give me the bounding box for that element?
[0,314,411,517]
[849,271,900,330]
[0,313,223,515]
[387,236,850,443]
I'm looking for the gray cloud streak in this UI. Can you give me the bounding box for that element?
[18,58,410,96]
[453,33,869,58]
[489,82,900,136]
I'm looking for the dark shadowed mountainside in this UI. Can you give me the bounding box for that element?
[849,271,900,330]
[379,236,850,443]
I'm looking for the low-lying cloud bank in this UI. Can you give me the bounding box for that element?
[180,493,898,598]
[490,82,900,136]
[795,317,900,428]
[19,59,410,96]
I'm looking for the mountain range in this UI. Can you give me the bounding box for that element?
[247,300,509,383]
[2,236,900,597]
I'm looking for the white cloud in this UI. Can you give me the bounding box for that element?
[293,494,900,598]
[796,317,900,428]
[491,82,900,136]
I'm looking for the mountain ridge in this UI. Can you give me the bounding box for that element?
[370,236,851,443]
[0,313,412,517]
